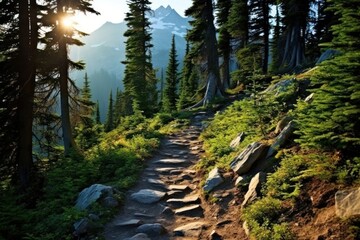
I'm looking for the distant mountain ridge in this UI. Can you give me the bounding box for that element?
[70,5,190,121]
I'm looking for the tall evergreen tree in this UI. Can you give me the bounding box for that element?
[162,35,179,112]
[186,0,222,106]
[295,0,360,157]
[95,100,101,124]
[270,3,282,72]
[122,0,157,116]
[216,0,232,90]
[105,91,114,132]
[227,0,249,49]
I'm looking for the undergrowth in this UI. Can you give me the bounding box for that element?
[0,112,188,240]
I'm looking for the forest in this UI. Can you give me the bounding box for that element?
[0,0,359,239]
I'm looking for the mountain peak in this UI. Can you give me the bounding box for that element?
[154,5,174,18]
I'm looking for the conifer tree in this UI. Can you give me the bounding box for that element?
[105,91,114,132]
[122,0,157,116]
[162,35,179,112]
[178,41,195,110]
[227,0,249,49]
[216,0,232,90]
[295,0,360,156]
[95,100,101,124]
[270,4,282,72]
[186,0,222,106]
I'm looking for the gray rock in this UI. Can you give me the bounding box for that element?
[168,185,189,191]
[73,218,90,237]
[102,196,119,208]
[243,221,250,236]
[235,176,245,187]
[335,187,360,218]
[304,93,314,103]
[147,178,166,189]
[167,195,200,206]
[136,223,166,237]
[115,219,143,227]
[75,184,114,210]
[134,213,155,218]
[316,49,340,64]
[124,233,151,240]
[161,206,174,216]
[131,189,166,204]
[203,167,224,192]
[173,221,207,237]
[230,142,267,175]
[230,132,245,148]
[242,172,267,208]
[210,230,222,240]
[275,116,292,135]
[266,121,295,158]
[174,204,203,217]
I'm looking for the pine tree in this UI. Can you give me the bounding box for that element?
[216,0,232,90]
[178,41,195,110]
[185,0,222,106]
[162,35,179,113]
[122,0,157,116]
[95,100,101,124]
[227,0,249,49]
[105,91,114,132]
[270,4,282,72]
[295,0,360,157]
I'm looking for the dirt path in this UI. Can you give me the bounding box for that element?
[103,112,248,240]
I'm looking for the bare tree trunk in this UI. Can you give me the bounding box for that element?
[57,0,76,155]
[18,0,35,190]
[200,0,222,106]
[221,50,230,90]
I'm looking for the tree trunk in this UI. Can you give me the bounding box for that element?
[221,49,230,90]
[262,0,269,74]
[18,0,35,190]
[58,0,76,155]
[201,0,222,105]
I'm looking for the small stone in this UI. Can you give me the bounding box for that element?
[173,221,207,237]
[235,176,245,187]
[102,196,119,208]
[210,230,222,240]
[136,223,166,237]
[203,167,224,192]
[131,189,166,204]
[134,213,155,218]
[169,185,189,191]
[115,219,143,227]
[174,204,203,217]
[243,221,250,236]
[161,206,174,216]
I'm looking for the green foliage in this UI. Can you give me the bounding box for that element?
[243,197,294,240]
[162,35,179,113]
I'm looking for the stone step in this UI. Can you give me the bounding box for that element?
[114,219,143,227]
[174,204,204,217]
[153,158,188,165]
[173,221,208,237]
[166,195,200,207]
[131,189,166,204]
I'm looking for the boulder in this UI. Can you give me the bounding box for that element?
[274,116,292,135]
[75,184,114,210]
[131,189,166,204]
[335,187,360,218]
[230,142,267,175]
[203,167,224,192]
[316,49,340,64]
[230,132,245,149]
[136,223,166,237]
[242,172,267,208]
[266,121,295,158]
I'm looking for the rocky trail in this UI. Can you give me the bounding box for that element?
[103,111,248,240]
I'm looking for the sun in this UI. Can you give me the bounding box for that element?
[61,16,74,29]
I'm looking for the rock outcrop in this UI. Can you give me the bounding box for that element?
[266,121,295,158]
[75,184,116,210]
[230,142,267,175]
[242,172,267,208]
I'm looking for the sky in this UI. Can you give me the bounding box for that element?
[75,0,193,33]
